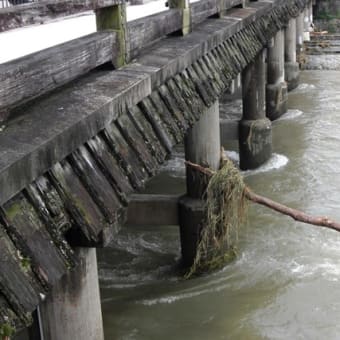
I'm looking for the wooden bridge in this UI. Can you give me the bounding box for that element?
[0,0,314,338]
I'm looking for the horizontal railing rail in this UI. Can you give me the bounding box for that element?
[0,0,244,115]
[0,0,124,32]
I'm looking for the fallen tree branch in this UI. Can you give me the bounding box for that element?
[185,160,340,233]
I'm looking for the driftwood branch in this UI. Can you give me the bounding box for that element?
[185,160,340,233]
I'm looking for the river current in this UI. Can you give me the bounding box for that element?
[98,71,340,340]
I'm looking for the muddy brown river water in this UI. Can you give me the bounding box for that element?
[98,71,340,340]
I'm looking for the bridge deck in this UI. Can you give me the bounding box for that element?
[0,0,309,332]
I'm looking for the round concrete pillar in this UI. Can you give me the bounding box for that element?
[309,1,314,31]
[179,101,220,268]
[185,100,220,198]
[296,12,304,63]
[285,18,300,91]
[39,248,104,340]
[303,7,311,41]
[239,49,272,170]
[266,29,288,120]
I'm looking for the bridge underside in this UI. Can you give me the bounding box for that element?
[0,0,309,332]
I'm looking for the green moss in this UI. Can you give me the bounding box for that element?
[96,4,127,68]
[0,323,15,338]
[20,257,31,272]
[4,203,21,221]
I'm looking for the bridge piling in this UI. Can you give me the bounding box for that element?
[39,248,104,340]
[285,18,300,91]
[309,1,313,26]
[179,101,220,268]
[303,6,311,42]
[296,11,305,64]
[239,49,272,170]
[266,29,288,120]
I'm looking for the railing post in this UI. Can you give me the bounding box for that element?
[168,0,191,36]
[96,1,129,68]
[239,49,272,170]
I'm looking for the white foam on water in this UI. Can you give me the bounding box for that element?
[224,150,239,163]
[139,281,231,306]
[161,154,186,178]
[294,83,316,92]
[289,259,340,281]
[277,109,304,121]
[163,151,288,178]
[224,151,289,176]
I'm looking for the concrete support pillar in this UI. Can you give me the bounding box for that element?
[303,7,311,41]
[309,1,314,34]
[296,12,304,65]
[266,30,288,120]
[179,101,220,268]
[309,1,313,26]
[39,248,104,340]
[285,18,300,91]
[239,49,272,170]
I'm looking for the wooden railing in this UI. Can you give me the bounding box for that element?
[0,0,243,116]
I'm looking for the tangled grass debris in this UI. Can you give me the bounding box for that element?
[186,157,247,278]
[185,155,340,278]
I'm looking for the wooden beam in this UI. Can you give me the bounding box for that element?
[0,31,116,112]
[126,194,181,226]
[0,0,124,33]
[168,0,191,36]
[191,0,243,26]
[0,1,277,205]
[128,9,182,59]
[96,2,128,68]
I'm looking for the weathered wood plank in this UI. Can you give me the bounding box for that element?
[0,0,124,32]
[138,97,176,152]
[165,78,196,126]
[158,84,189,133]
[0,0,279,208]
[149,91,183,143]
[49,160,107,246]
[86,134,133,204]
[127,105,168,163]
[0,225,40,323]
[2,194,70,287]
[103,122,148,190]
[126,194,180,226]
[69,145,122,224]
[191,0,243,26]
[128,8,182,59]
[0,67,151,207]
[175,71,204,121]
[0,294,24,332]
[116,113,159,176]
[0,31,116,113]
[26,176,71,234]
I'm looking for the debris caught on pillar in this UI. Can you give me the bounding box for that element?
[185,156,340,278]
[185,157,247,278]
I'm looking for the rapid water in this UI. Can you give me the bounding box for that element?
[98,71,340,340]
